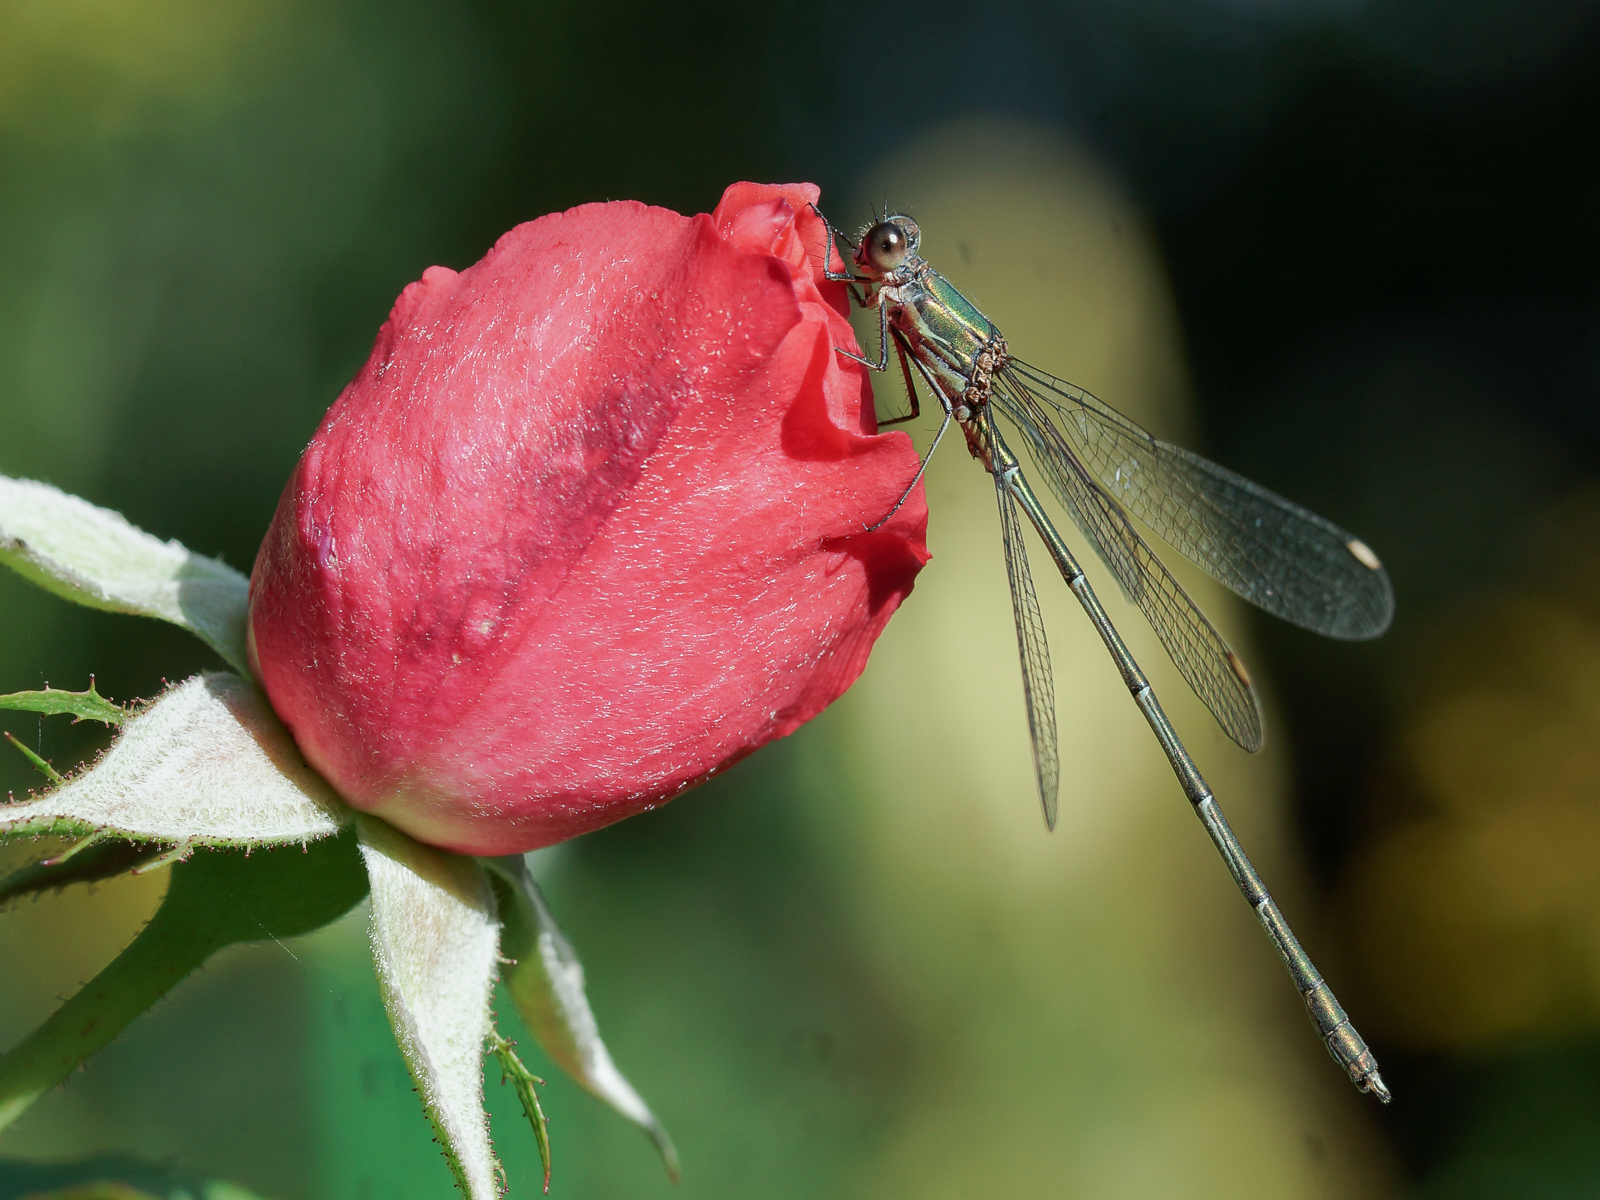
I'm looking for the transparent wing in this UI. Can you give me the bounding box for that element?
[995,463,1060,830]
[1004,360,1394,640]
[992,374,1265,752]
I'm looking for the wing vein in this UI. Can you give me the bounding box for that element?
[1005,361,1393,640]
[992,373,1265,752]
[994,462,1060,829]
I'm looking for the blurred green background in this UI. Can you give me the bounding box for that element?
[4,1,1600,1196]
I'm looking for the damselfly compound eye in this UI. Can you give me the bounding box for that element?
[863,222,911,272]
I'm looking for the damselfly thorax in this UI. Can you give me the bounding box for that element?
[814,203,1396,1105]
[883,270,1008,417]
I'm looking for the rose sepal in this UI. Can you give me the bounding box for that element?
[0,475,250,674]
[1,673,348,848]
[355,815,502,1200]
[486,853,681,1180]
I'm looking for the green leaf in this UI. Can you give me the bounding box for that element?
[0,830,369,1134]
[356,817,501,1200]
[484,854,680,1182]
[0,1153,277,1200]
[0,681,129,726]
[0,475,250,673]
[0,673,348,847]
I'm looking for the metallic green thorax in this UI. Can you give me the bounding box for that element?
[881,266,1008,414]
[895,270,995,363]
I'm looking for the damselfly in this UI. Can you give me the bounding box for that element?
[817,207,1395,1102]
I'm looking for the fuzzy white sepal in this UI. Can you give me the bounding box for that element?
[0,673,346,845]
[358,816,501,1200]
[487,854,680,1179]
[0,475,250,673]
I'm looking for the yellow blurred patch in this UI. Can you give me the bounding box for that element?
[1346,493,1600,1048]
[0,0,284,134]
[0,838,168,1049]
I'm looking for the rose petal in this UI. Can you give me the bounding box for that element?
[250,186,928,854]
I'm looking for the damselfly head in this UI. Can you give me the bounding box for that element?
[853,216,921,277]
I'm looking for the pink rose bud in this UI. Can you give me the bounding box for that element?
[248,183,929,854]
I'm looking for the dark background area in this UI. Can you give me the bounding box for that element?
[4,1,1600,1195]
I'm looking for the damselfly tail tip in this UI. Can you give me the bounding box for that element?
[1361,1069,1392,1104]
